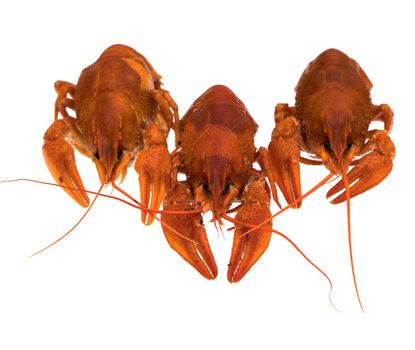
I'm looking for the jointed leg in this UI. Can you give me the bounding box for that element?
[372,104,393,132]
[54,80,76,120]
[153,89,181,145]
[267,104,303,207]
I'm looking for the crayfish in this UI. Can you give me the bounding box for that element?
[160,85,280,282]
[266,48,395,310]
[43,44,179,224]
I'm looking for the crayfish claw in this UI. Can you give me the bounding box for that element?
[327,131,395,204]
[135,124,171,225]
[268,116,302,207]
[227,178,272,282]
[43,120,89,207]
[161,182,218,279]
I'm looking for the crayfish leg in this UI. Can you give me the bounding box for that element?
[267,105,303,208]
[135,124,172,225]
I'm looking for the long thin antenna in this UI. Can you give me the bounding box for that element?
[342,169,365,312]
[3,178,199,245]
[2,178,201,215]
[29,183,104,257]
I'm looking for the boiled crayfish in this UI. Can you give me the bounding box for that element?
[43,44,179,224]
[161,85,281,282]
[267,48,395,206]
[266,48,395,310]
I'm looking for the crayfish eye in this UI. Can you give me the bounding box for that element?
[117,148,123,161]
[202,181,209,191]
[346,139,353,150]
[323,140,332,153]
[94,151,100,160]
[223,182,230,193]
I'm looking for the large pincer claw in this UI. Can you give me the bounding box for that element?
[161,182,218,280]
[135,124,172,225]
[43,119,89,207]
[228,178,272,283]
[327,131,395,204]
[268,104,302,207]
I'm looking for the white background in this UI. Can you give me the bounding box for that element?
[0,1,413,349]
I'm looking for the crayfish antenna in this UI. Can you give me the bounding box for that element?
[3,178,200,254]
[1,178,156,211]
[29,183,104,257]
[342,169,365,313]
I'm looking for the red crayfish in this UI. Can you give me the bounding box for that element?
[43,44,179,225]
[266,48,395,310]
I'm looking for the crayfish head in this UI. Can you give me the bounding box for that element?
[89,93,136,185]
[310,90,365,174]
[93,142,131,185]
[194,155,240,222]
